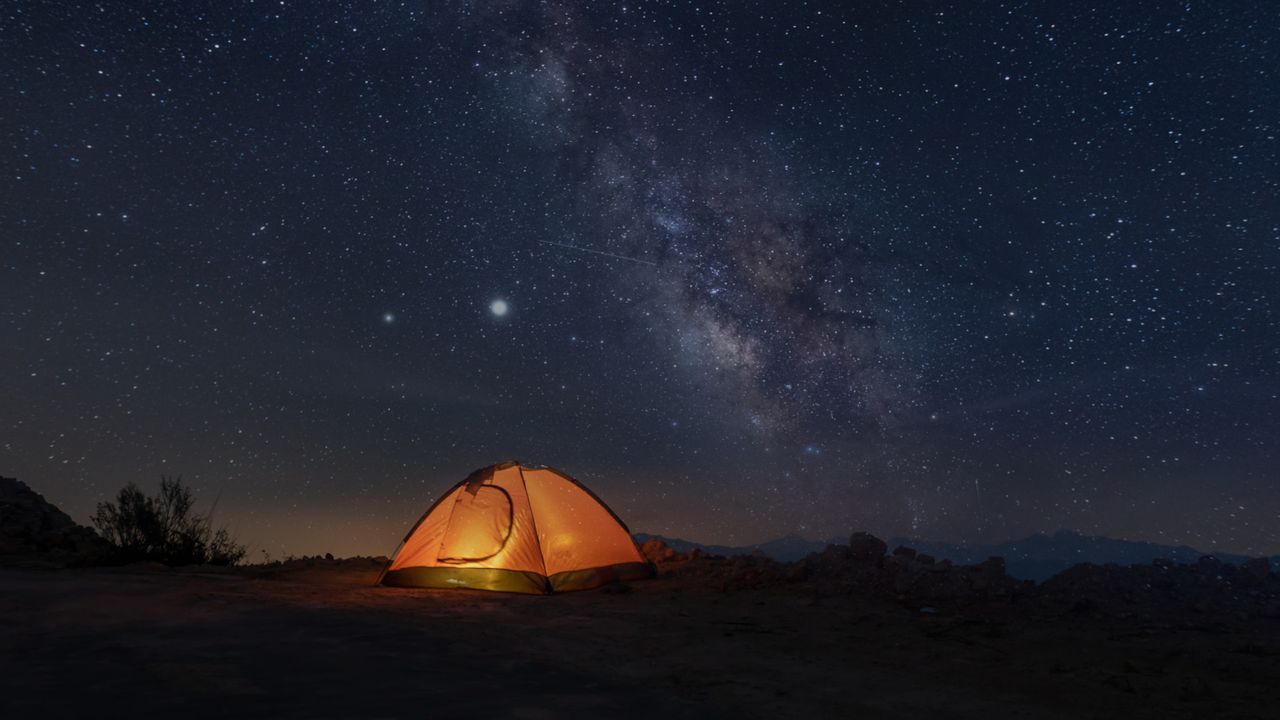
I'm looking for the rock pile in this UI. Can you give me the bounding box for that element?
[641,532,1029,606]
[0,476,111,566]
[641,531,1278,619]
[1038,555,1280,620]
[642,537,791,591]
[790,535,1031,605]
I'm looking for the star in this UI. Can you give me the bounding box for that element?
[4,0,1273,561]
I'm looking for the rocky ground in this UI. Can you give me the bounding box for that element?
[3,476,1278,718]
[0,536,1275,719]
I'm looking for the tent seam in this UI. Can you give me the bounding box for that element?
[516,463,552,590]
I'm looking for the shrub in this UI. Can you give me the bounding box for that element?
[92,475,247,566]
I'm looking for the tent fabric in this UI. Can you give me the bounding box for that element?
[379,462,651,594]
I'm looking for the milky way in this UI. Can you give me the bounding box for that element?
[2,2,1277,556]
[486,2,908,438]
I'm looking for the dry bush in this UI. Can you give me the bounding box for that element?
[92,475,246,566]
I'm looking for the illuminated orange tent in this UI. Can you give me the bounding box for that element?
[377,461,652,594]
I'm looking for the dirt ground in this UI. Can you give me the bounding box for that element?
[1,563,1277,719]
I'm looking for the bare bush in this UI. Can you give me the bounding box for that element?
[92,475,247,566]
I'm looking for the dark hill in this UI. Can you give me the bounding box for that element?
[0,475,110,566]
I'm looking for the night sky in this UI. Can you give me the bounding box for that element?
[3,2,1277,558]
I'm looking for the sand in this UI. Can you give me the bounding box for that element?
[1,562,1277,719]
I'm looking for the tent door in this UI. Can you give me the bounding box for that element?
[436,484,514,563]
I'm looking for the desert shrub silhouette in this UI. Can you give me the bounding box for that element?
[92,475,246,566]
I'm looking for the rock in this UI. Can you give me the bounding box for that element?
[982,557,1006,582]
[1104,674,1135,694]
[980,556,1006,576]
[1239,557,1270,582]
[1196,555,1224,575]
[819,543,852,563]
[848,532,887,563]
[1178,676,1214,702]
[916,553,936,565]
[718,553,789,592]
[640,538,679,564]
[785,563,809,582]
[1236,642,1270,657]
[892,569,917,594]
[967,556,1006,591]
[0,476,112,565]
[892,546,917,560]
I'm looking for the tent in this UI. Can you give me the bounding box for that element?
[378,461,652,594]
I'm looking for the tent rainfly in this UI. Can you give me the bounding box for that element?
[378,461,652,594]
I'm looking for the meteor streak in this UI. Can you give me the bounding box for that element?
[539,240,658,267]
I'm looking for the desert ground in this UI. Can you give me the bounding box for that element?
[2,552,1278,720]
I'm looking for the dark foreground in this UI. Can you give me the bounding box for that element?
[1,561,1278,719]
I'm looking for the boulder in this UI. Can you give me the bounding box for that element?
[965,557,1005,591]
[1197,555,1224,576]
[640,537,679,564]
[849,532,887,563]
[979,556,1007,577]
[1239,557,1271,583]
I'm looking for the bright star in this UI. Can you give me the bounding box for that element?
[490,299,509,317]
[382,312,395,324]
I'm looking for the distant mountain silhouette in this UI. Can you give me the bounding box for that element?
[633,529,1279,582]
[888,530,1279,581]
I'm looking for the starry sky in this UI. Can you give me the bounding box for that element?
[3,1,1278,558]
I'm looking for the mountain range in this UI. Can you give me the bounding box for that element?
[632,529,1280,582]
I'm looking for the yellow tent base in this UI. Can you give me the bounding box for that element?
[382,562,652,595]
